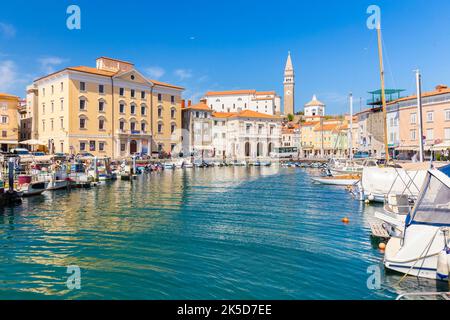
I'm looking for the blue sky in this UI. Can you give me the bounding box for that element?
[1,0,450,114]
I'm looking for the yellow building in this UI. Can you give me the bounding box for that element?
[28,57,183,157]
[0,93,20,152]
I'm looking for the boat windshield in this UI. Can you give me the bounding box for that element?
[409,172,450,226]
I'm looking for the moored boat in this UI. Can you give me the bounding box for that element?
[311,174,360,186]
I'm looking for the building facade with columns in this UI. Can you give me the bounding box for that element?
[211,110,282,160]
[27,57,183,158]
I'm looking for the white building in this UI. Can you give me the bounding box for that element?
[205,90,281,116]
[304,95,325,117]
[211,110,282,160]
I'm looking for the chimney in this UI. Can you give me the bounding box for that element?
[200,98,207,104]
[181,99,186,108]
[188,100,192,107]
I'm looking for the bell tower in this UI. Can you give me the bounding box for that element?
[283,51,295,116]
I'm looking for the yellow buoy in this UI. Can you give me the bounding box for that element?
[342,217,350,224]
[379,243,386,250]
[365,199,370,204]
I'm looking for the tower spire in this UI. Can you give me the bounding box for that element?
[285,51,294,72]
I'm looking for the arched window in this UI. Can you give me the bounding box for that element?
[170,122,176,134]
[98,116,106,130]
[141,121,147,133]
[158,106,163,118]
[98,98,106,112]
[130,103,136,115]
[79,96,88,111]
[119,118,126,132]
[157,121,163,134]
[141,104,147,116]
[171,107,176,119]
[119,100,126,114]
[79,115,87,129]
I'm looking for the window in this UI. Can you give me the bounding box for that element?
[79,118,86,129]
[158,93,162,102]
[99,118,105,130]
[80,81,86,91]
[158,144,163,152]
[51,119,54,131]
[427,111,434,122]
[171,123,176,133]
[131,89,135,98]
[141,122,146,132]
[119,103,125,113]
[130,104,136,115]
[42,103,45,114]
[141,106,146,116]
[60,118,64,129]
[80,142,86,151]
[171,108,176,119]
[171,95,175,104]
[445,128,450,140]
[42,120,45,131]
[445,110,450,121]
[42,88,45,96]
[158,107,163,118]
[99,84,104,94]
[119,120,125,131]
[1,116,8,123]
[80,99,86,110]
[410,113,417,124]
[171,144,176,152]
[60,82,64,92]
[426,129,434,141]
[99,101,105,112]
[410,129,416,141]
[119,88,125,96]
[61,99,64,111]
[51,85,54,95]
[158,122,163,133]
[99,142,105,151]
[51,102,54,113]
[141,91,146,99]
[130,122,136,132]
[89,141,96,151]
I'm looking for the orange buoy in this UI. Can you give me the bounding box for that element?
[342,217,350,224]
[379,243,386,250]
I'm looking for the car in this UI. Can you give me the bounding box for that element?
[353,151,370,159]
[11,148,31,155]
[76,152,95,158]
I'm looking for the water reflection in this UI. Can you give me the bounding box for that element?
[0,167,446,299]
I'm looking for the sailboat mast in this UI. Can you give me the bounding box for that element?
[349,93,353,160]
[376,25,390,162]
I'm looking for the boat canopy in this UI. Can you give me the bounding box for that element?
[408,169,450,227]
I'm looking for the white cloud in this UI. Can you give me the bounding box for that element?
[145,66,165,79]
[174,69,193,80]
[0,22,16,39]
[0,60,18,92]
[38,56,67,74]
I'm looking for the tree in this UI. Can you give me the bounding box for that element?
[287,114,294,122]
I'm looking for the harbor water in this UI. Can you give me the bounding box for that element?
[0,167,446,299]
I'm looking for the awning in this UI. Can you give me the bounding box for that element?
[19,139,46,146]
[431,141,450,151]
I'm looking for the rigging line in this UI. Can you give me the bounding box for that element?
[381,30,398,90]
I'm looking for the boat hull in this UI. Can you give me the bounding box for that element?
[312,177,359,186]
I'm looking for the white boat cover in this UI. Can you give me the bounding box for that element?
[362,167,427,199]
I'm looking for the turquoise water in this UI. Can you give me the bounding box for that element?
[0,167,444,299]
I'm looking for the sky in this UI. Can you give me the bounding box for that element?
[1,0,450,115]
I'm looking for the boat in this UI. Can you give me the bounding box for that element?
[46,178,69,191]
[19,181,48,196]
[384,167,450,280]
[359,165,427,203]
[164,162,175,170]
[311,174,360,186]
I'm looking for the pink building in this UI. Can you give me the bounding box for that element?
[392,85,450,154]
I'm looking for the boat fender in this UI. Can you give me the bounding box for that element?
[436,248,450,281]
[368,194,375,201]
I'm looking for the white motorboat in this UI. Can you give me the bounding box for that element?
[311,174,360,186]
[19,181,48,196]
[164,162,175,170]
[46,179,69,190]
[384,168,450,280]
